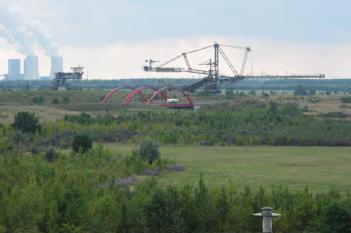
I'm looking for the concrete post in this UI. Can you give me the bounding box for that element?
[253,207,281,233]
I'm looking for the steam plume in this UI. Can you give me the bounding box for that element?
[0,0,59,56]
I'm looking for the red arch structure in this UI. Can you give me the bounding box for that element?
[122,86,160,105]
[102,85,194,109]
[101,85,147,104]
[147,86,194,109]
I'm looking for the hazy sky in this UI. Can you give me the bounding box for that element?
[0,0,350,78]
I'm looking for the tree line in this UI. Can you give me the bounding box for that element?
[0,144,350,233]
[61,101,351,146]
[1,101,351,155]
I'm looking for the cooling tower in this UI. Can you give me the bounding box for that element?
[7,59,22,80]
[24,56,39,80]
[50,56,63,79]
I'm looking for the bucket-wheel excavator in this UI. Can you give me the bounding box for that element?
[143,43,325,92]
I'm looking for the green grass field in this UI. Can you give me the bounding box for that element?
[106,144,351,192]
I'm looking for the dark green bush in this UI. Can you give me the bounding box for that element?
[319,112,348,118]
[31,147,40,155]
[340,96,351,103]
[224,90,235,99]
[321,201,351,233]
[62,96,70,104]
[139,140,160,164]
[45,147,59,162]
[72,134,93,153]
[32,96,44,105]
[64,112,91,124]
[52,98,60,104]
[294,85,316,96]
[12,112,41,134]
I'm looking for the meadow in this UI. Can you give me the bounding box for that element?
[1,89,351,232]
[106,144,351,193]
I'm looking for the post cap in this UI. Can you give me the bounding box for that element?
[253,207,281,217]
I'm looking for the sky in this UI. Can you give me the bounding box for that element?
[0,0,351,79]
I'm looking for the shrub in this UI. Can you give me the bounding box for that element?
[32,96,44,105]
[52,98,60,104]
[294,85,308,96]
[294,85,316,96]
[321,201,351,233]
[31,147,40,155]
[72,134,93,153]
[11,131,26,144]
[119,150,146,175]
[319,112,348,118]
[64,113,91,124]
[340,96,351,103]
[62,96,70,104]
[249,90,256,96]
[224,90,235,99]
[12,112,41,134]
[45,147,59,162]
[267,101,278,116]
[139,140,160,164]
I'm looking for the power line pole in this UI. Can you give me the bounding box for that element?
[253,207,281,233]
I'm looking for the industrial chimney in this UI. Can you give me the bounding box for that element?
[50,56,63,79]
[24,56,39,80]
[7,59,22,80]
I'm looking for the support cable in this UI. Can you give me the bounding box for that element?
[158,45,212,68]
[218,46,240,76]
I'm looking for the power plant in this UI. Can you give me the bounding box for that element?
[50,56,64,79]
[2,55,85,90]
[24,56,39,80]
[7,59,22,80]
[3,56,65,80]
